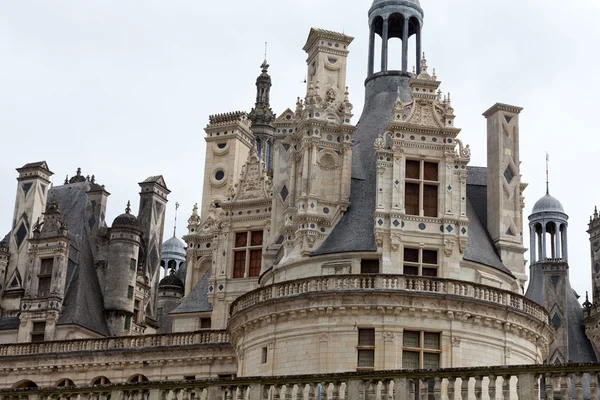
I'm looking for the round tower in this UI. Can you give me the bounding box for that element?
[103,202,142,336]
[528,193,568,263]
[156,269,184,334]
[161,235,186,273]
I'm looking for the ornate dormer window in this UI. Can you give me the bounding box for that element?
[37,258,53,297]
[233,231,263,278]
[403,248,438,277]
[405,160,439,217]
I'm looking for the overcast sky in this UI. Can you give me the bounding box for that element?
[1,0,599,298]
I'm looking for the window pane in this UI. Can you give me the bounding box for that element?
[405,183,420,215]
[404,248,419,263]
[424,333,440,350]
[423,184,438,217]
[423,162,438,181]
[32,322,46,333]
[40,259,53,275]
[403,331,420,348]
[235,232,248,248]
[200,318,212,329]
[361,260,380,274]
[38,277,51,297]
[422,267,438,277]
[406,160,420,179]
[358,328,375,346]
[402,351,420,369]
[422,250,438,265]
[127,286,134,299]
[404,266,419,276]
[248,250,262,277]
[233,251,246,278]
[251,231,263,246]
[130,258,137,271]
[423,353,440,369]
[358,350,375,368]
[31,334,45,343]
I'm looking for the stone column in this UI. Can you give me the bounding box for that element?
[562,225,568,261]
[381,17,389,72]
[401,16,409,73]
[368,22,375,76]
[416,23,422,73]
[554,222,561,259]
[541,224,547,260]
[529,225,536,264]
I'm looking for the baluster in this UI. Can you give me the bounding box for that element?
[590,373,598,400]
[273,385,282,400]
[331,382,341,400]
[447,377,456,400]
[574,373,583,400]
[502,376,510,400]
[295,384,305,400]
[320,383,328,400]
[226,387,234,400]
[308,384,317,400]
[460,377,469,400]
[433,377,442,400]
[546,374,555,400]
[392,378,411,400]
[263,385,271,400]
[488,375,497,400]
[284,384,293,400]
[473,376,482,400]
[560,374,571,400]
[365,380,376,400]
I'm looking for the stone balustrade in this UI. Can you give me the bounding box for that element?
[1,364,599,400]
[0,330,230,357]
[230,274,548,322]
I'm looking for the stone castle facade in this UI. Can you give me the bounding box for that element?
[0,0,599,392]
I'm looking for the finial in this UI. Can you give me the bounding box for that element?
[76,167,82,176]
[595,206,598,220]
[173,202,180,237]
[64,175,69,185]
[91,175,95,184]
[447,92,452,105]
[546,152,550,195]
[412,66,416,75]
[86,175,90,182]
[421,52,428,72]
[432,68,437,80]
[125,201,131,214]
[437,89,442,101]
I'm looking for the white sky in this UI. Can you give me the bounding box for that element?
[1,0,599,299]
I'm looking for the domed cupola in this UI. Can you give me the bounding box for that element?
[161,235,186,273]
[368,0,424,77]
[528,190,569,263]
[112,201,141,231]
[159,269,184,291]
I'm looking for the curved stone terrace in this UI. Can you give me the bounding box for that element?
[230,274,548,323]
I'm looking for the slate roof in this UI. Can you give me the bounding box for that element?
[311,76,512,276]
[0,316,19,331]
[0,232,9,246]
[49,182,109,336]
[525,263,597,363]
[171,269,212,314]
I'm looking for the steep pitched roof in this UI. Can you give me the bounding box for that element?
[49,182,109,336]
[170,269,212,314]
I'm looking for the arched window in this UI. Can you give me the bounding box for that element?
[128,374,149,383]
[160,260,165,268]
[179,262,184,269]
[56,378,75,387]
[168,260,176,270]
[13,380,38,389]
[92,376,111,386]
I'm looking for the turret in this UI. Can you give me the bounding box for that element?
[585,206,600,359]
[156,268,184,334]
[85,177,110,259]
[103,202,142,336]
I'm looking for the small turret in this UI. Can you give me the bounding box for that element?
[248,59,276,173]
[156,268,184,334]
[103,202,142,336]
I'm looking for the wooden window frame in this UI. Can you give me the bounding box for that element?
[405,160,439,218]
[31,321,46,343]
[232,231,263,279]
[127,285,134,299]
[403,248,439,277]
[357,328,375,370]
[402,331,441,369]
[37,258,54,297]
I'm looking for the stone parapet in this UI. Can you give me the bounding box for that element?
[1,363,599,399]
[0,330,230,357]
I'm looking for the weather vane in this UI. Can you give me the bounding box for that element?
[173,202,180,237]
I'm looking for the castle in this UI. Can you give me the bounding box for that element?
[0,0,599,395]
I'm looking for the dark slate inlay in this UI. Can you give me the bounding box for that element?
[14,223,27,248]
[283,143,291,151]
[280,185,289,202]
[154,201,164,218]
[91,200,97,212]
[22,183,32,197]
[401,221,405,228]
[446,225,453,233]
[504,167,514,184]
[440,226,444,233]
[506,227,515,236]
[218,284,224,291]
[377,219,384,226]
[40,184,46,194]
[393,220,400,228]
[323,207,330,214]
[595,263,600,273]
[551,313,561,328]
[461,227,467,235]
[447,185,452,191]
[505,115,513,124]
[551,275,560,287]
[209,286,214,292]
[419,223,427,231]
[88,215,96,229]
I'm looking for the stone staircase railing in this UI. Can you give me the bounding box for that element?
[230,274,548,323]
[0,330,230,357]
[1,363,599,399]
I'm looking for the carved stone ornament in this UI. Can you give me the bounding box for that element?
[383,332,395,343]
[444,239,455,257]
[267,340,275,349]
[451,337,461,347]
[375,232,384,248]
[232,151,273,201]
[319,333,329,343]
[459,238,468,254]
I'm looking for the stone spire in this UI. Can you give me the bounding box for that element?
[248,58,276,173]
